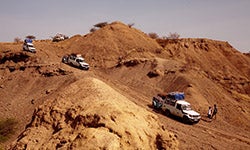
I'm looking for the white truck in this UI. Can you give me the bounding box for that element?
[62,53,89,70]
[23,38,36,53]
[52,33,69,42]
[152,92,201,124]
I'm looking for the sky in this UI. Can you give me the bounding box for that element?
[0,0,249,52]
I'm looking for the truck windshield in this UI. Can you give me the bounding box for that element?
[182,105,191,111]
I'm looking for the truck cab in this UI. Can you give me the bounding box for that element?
[162,100,200,123]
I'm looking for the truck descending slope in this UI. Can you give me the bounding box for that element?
[62,53,89,70]
[23,38,36,53]
[152,92,201,124]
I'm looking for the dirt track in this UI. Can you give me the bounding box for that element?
[0,22,250,149]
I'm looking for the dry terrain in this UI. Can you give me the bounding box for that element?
[0,21,250,149]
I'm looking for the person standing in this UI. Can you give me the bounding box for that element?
[212,104,217,119]
[207,106,212,119]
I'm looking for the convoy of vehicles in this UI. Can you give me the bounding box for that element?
[152,92,201,124]
[20,38,200,125]
[62,53,89,70]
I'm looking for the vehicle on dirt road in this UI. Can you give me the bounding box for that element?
[62,53,89,70]
[23,38,36,53]
[52,33,69,42]
[152,92,201,124]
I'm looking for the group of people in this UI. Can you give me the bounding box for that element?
[207,104,217,119]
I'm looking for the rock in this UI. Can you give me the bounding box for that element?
[46,89,52,94]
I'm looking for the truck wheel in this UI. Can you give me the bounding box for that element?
[165,110,171,116]
[152,101,156,108]
[183,116,189,123]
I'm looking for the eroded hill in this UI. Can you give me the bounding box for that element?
[0,21,250,149]
[9,77,178,149]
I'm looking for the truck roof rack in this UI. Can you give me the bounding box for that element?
[167,92,185,100]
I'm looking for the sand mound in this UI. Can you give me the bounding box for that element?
[9,77,178,150]
[63,21,163,68]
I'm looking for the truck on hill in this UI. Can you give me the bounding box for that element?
[152,92,201,123]
[62,53,89,70]
[23,38,36,53]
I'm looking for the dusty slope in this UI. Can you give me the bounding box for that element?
[61,21,163,68]
[1,21,250,149]
[9,77,178,149]
[101,37,250,149]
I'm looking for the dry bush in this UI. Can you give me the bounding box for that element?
[90,28,97,33]
[148,32,159,39]
[14,37,22,43]
[94,22,108,28]
[128,23,135,28]
[167,32,180,39]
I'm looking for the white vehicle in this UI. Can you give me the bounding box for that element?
[152,92,201,123]
[52,33,69,42]
[23,39,36,53]
[62,53,89,70]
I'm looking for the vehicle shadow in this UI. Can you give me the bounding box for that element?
[200,114,212,123]
[147,104,195,125]
[67,63,89,71]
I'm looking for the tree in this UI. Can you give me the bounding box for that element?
[90,28,97,33]
[94,22,108,28]
[167,32,180,39]
[128,23,135,28]
[14,37,22,43]
[148,32,159,39]
[25,35,36,40]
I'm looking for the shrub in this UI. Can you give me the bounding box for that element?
[128,23,135,28]
[167,32,180,39]
[148,32,159,39]
[90,28,97,33]
[25,35,36,40]
[0,118,18,143]
[94,22,108,28]
[14,37,22,43]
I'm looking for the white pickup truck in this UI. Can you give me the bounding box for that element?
[152,92,201,123]
[62,53,89,70]
[23,38,36,53]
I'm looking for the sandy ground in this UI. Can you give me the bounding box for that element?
[0,22,250,149]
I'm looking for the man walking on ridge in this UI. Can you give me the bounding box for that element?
[212,104,217,119]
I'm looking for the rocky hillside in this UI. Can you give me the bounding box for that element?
[9,77,178,149]
[0,21,250,149]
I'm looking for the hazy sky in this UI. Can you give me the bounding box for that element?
[0,0,249,52]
